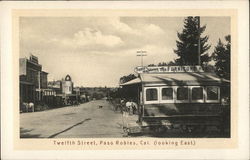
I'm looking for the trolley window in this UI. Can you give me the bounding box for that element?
[146,88,158,101]
[162,88,173,100]
[177,87,189,100]
[207,86,219,100]
[192,87,204,100]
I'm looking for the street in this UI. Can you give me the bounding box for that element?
[20,100,124,138]
[20,100,227,138]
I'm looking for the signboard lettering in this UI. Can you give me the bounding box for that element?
[134,66,204,74]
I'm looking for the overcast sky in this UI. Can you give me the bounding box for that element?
[20,17,230,87]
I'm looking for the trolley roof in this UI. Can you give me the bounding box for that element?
[121,72,230,86]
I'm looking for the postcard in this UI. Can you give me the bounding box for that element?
[1,1,249,159]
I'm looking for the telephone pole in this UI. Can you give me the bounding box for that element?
[197,16,201,65]
[136,50,147,66]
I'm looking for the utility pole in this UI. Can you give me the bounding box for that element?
[38,71,41,101]
[136,50,147,66]
[197,16,201,65]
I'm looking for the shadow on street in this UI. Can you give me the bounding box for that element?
[48,118,91,138]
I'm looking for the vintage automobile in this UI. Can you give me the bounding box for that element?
[120,66,230,135]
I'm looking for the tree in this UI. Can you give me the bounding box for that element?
[119,74,137,84]
[158,62,168,66]
[148,64,156,67]
[174,17,211,65]
[148,61,176,67]
[212,35,230,80]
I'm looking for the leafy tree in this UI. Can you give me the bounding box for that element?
[119,74,137,84]
[174,17,211,65]
[148,61,176,67]
[167,61,176,66]
[158,62,168,66]
[212,35,230,80]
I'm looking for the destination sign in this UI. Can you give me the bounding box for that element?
[134,65,204,74]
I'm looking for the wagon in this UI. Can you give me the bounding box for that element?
[120,66,230,135]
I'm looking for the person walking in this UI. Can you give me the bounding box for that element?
[28,102,34,112]
[122,100,131,129]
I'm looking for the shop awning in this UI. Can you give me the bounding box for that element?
[20,81,34,85]
[120,77,141,86]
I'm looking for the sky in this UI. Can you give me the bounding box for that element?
[20,16,230,87]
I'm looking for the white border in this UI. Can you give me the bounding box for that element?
[1,1,249,160]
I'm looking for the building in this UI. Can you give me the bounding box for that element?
[73,87,80,96]
[62,75,74,95]
[48,80,62,94]
[19,55,48,104]
[47,75,80,106]
[48,75,74,95]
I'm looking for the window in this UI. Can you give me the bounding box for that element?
[146,88,158,101]
[192,87,203,100]
[162,88,173,100]
[207,87,219,100]
[177,87,188,100]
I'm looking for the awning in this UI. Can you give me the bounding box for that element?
[20,81,34,85]
[120,77,141,86]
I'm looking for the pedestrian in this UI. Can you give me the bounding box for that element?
[131,102,138,114]
[127,99,136,115]
[120,98,125,113]
[28,102,34,112]
[123,100,130,129]
[22,102,29,112]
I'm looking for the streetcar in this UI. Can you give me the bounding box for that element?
[120,65,230,135]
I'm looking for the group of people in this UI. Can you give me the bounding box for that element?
[21,102,34,112]
[62,98,80,106]
[109,98,138,114]
[120,99,138,115]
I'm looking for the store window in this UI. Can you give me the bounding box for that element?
[146,88,158,101]
[177,87,188,100]
[192,87,204,100]
[162,88,173,100]
[207,87,219,100]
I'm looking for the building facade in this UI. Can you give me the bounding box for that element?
[48,80,62,95]
[61,75,74,95]
[19,55,48,104]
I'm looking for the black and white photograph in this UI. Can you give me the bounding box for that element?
[1,0,249,159]
[19,16,231,138]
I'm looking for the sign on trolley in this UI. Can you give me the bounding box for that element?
[134,65,204,74]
